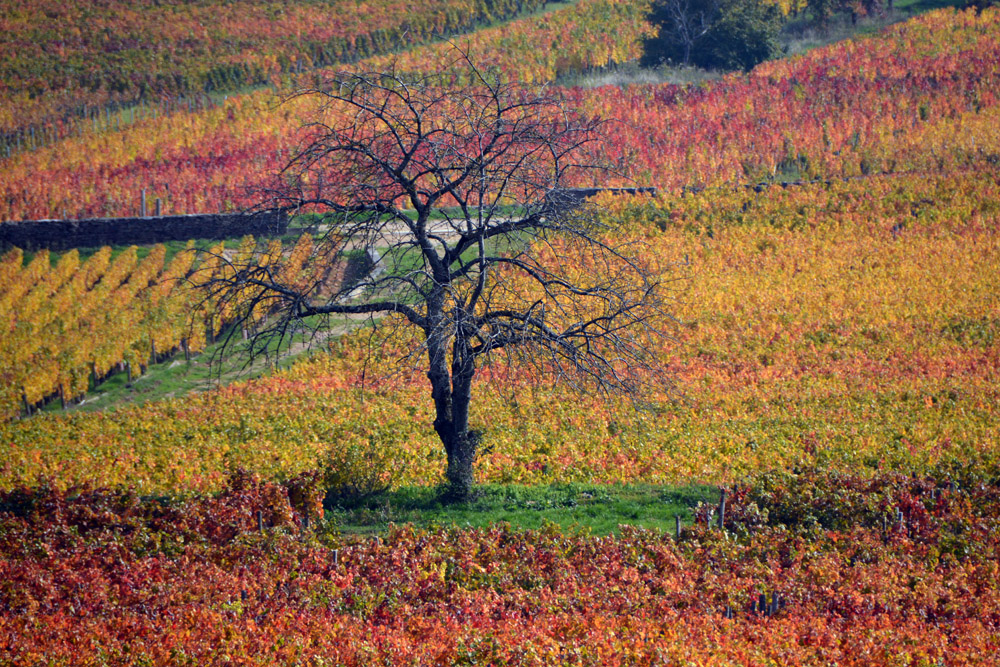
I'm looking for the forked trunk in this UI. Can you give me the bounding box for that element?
[431,384,479,501]
[427,328,479,502]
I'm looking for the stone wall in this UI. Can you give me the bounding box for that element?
[0,211,288,251]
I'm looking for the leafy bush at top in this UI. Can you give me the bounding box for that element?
[698,0,783,71]
[642,0,783,71]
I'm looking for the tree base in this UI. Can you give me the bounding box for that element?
[440,476,476,504]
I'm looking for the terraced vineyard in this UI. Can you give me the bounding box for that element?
[1,2,999,664]
[3,7,998,222]
[2,471,999,664]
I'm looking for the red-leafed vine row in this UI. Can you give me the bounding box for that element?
[1,470,998,665]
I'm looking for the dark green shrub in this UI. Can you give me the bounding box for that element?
[642,0,782,72]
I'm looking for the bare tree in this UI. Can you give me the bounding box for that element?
[210,51,666,500]
[642,0,719,66]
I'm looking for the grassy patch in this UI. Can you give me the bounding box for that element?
[558,61,723,88]
[325,482,720,536]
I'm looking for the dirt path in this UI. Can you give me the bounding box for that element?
[319,219,465,249]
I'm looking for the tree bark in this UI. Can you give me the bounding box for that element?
[425,305,480,501]
[444,341,478,501]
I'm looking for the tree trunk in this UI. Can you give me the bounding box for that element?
[442,425,478,501]
[426,317,479,502]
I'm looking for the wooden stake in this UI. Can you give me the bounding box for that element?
[717,488,727,530]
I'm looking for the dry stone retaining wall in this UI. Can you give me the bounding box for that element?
[0,211,288,251]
